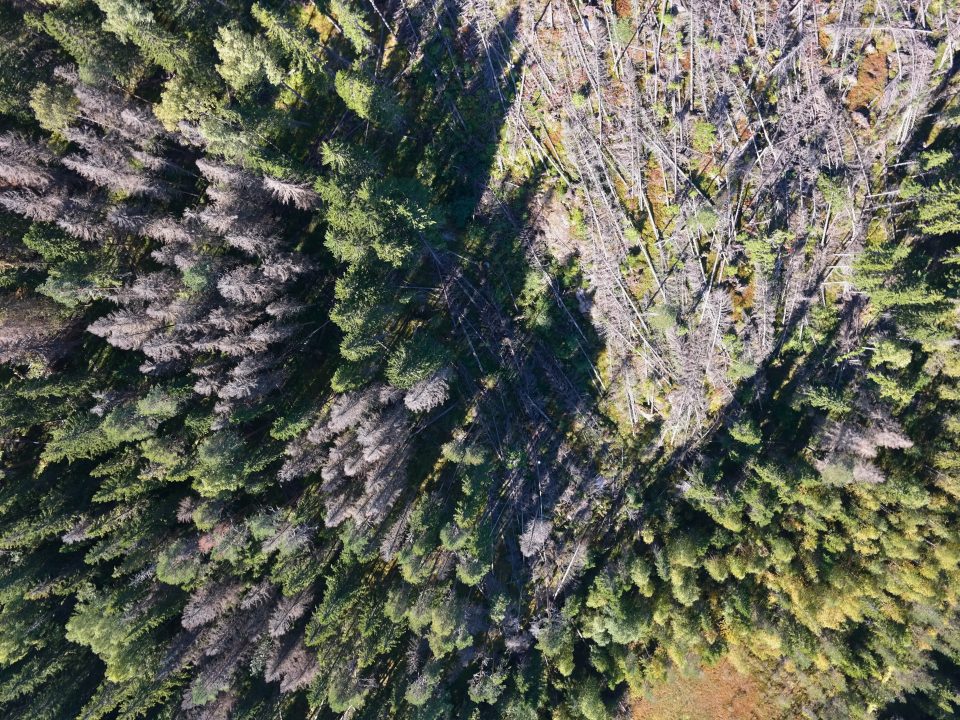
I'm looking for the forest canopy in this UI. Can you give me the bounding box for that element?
[2,0,960,719]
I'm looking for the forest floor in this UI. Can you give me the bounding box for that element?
[632,658,784,720]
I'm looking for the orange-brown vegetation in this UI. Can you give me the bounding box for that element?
[846,43,889,113]
[644,156,673,232]
[633,659,784,720]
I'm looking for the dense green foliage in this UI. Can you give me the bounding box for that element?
[2,1,960,719]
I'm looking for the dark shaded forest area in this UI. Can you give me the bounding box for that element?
[2,0,960,719]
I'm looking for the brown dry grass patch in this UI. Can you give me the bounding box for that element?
[847,48,888,112]
[632,659,783,720]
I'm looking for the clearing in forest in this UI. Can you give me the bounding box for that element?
[632,659,784,720]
